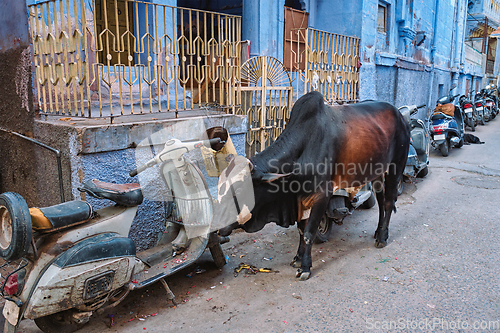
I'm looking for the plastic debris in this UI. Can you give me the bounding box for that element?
[263,257,272,261]
[233,263,279,277]
[378,258,390,263]
[108,314,115,327]
[382,276,389,282]
[292,293,302,300]
[206,298,213,301]
[186,267,206,278]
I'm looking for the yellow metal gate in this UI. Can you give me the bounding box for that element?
[235,56,293,157]
[27,0,242,118]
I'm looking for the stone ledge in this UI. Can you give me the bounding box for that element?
[35,113,247,154]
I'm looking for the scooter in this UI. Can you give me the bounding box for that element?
[429,94,464,157]
[0,135,231,333]
[398,103,430,184]
[458,95,476,131]
[314,182,376,243]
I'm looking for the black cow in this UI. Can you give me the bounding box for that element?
[215,91,410,280]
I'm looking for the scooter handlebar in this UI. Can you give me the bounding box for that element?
[129,137,223,177]
[129,160,155,177]
[417,104,426,109]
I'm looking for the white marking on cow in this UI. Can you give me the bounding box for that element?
[237,204,252,224]
[301,209,311,220]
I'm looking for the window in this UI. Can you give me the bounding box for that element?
[95,0,135,65]
[378,5,387,33]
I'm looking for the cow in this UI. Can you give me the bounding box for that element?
[214,91,410,280]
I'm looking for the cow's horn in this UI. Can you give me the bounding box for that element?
[261,172,292,183]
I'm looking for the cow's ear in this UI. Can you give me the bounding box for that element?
[261,172,292,183]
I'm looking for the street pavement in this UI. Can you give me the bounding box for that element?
[15,117,500,333]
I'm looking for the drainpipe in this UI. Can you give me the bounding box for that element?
[427,0,441,117]
[450,0,460,90]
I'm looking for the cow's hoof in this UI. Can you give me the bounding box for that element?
[295,268,311,280]
[290,259,301,268]
[374,240,387,248]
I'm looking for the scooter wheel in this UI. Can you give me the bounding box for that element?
[360,191,376,209]
[417,166,429,178]
[34,309,86,333]
[440,140,449,157]
[397,178,404,196]
[0,192,32,261]
[209,243,227,269]
[314,214,333,244]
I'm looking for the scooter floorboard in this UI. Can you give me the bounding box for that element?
[133,236,207,288]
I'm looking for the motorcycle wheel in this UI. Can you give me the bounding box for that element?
[360,191,376,209]
[417,166,429,178]
[209,243,227,269]
[34,310,86,333]
[440,140,449,157]
[469,119,475,132]
[0,192,32,261]
[314,214,333,244]
[480,114,485,125]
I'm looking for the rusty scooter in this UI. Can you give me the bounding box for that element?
[0,130,232,333]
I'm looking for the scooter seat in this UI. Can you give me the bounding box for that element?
[30,201,93,231]
[79,179,143,207]
[431,113,446,120]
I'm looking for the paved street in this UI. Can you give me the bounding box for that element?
[14,118,500,333]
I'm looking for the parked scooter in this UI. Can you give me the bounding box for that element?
[458,95,476,131]
[0,135,231,332]
[398,103,430,185]
[314,182,376,243]
[429,93,465,157]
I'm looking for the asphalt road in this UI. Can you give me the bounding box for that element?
[15,117,500,333]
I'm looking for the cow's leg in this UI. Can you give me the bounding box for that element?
[296,196,329,281]
[291,219,307,268]
[374,161,405,247]
[373,176,385,242]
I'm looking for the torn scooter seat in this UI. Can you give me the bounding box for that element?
[30,201,93,231]
[79,179,143,207]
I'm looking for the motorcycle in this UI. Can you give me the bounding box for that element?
[458,95,476,131]
[429,93,464,157]
[482,87,498,120]
[398,103,430,189]
[314,182,376,243]
[0,133,232,333]
[474,91,487,125]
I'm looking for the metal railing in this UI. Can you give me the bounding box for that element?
[286,27,360,104]
[28,0,242,119]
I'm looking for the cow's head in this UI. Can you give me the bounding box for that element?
[213,156,295,236]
